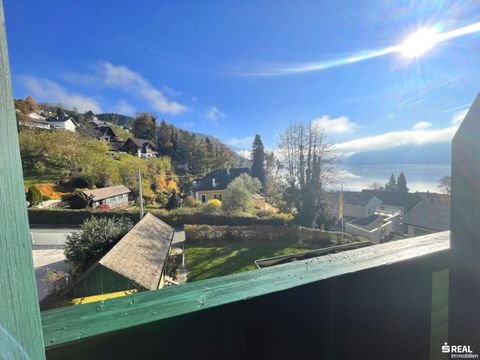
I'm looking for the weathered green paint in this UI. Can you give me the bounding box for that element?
[44,247,449,360]
[42,232,449,350]
[72,265,140,298]
[0,2,46,358]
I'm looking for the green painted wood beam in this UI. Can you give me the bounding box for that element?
[42,231,449,348]
[0,1,46,358]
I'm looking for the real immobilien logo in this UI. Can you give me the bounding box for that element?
[442,343,479,359]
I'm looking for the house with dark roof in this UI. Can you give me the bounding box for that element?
[361,190,408,215]
[46,108,79,132]
[343,191,382,219]
[95,126,117,142]
[71,213,175,298]
[120,137,158,158]
[192,167,250,204]
[402,200,450,237]
[82,185,131,209]
[17,112,52,130]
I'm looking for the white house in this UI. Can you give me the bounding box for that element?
[47,109,79,132]
[343,192,382,219]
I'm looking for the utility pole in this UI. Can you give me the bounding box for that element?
[340,183,344,242]
[138,169,144,219]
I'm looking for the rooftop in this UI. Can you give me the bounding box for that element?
[194,167,250,191]
[99,213,174,290]
[83,185,131,201]
[402,200,450,231]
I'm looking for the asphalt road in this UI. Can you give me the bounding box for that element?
[30,228,79,246]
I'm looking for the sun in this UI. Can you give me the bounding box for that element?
[399,27,439,58]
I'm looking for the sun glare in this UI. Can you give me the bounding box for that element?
[399,27,439,58]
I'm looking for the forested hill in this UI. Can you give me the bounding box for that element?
[97,113,135,127]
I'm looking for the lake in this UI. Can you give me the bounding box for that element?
[335,164,451,193]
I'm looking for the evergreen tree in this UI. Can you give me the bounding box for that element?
[397,172,409,193]
[132,112,156,140]
[385,173,397,191]
[251,134,266,190]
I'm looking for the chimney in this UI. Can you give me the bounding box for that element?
[212,178,216,187]
[226,168,230,175]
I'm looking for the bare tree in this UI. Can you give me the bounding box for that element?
[438,176,451,195]
[278,121,337,226]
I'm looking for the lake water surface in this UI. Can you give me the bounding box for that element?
[336,164,451,193]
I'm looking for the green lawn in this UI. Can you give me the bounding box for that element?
[184,240,332,282]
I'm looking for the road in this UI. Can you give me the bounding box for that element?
[30,228,79,247]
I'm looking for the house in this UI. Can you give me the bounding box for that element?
[17,112,51,130]
[82,185,131,209]
[345,211,401,243]
[47,109,79,132]
[120,137,158,158]
[71,213,175,298]
[343,191,382,219]
[95,126,117,142]
[361,190,408,215]
[402,200,450,237]
[192,167,250,203]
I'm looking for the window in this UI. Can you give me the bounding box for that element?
[201,194,207,203]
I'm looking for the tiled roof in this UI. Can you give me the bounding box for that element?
[83,185,131,201]
[343,191,377,206]
[193,167,250,191]
[402,201,450,231]
[126,137,158,150]
[99,213,174,290]
[361,190,407,207]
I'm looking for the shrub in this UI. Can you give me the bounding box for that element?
[184,195,199,208]
[33,160,46,174]
[222,177,253,213]
[64,216,133,275]
[27,186,43,206]
[166,191,180,210]
[203,199,222,213]
[96,204,111,211]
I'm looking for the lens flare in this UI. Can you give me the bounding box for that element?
[245,21,480,76]
[399,27,439,58]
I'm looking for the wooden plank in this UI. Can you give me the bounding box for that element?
[0,1,46,358]
[42,231,449,348]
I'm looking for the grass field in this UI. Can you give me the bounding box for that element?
[184,240,333,282]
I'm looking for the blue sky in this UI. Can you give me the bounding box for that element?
[4,0,480,153]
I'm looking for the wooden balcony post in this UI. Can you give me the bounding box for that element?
[0,1,46,358]
[450,93,480,348]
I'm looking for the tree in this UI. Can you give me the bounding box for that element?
[385,173,397,191]
[278,121,336,227]
[132,112,156,140]
[368,182,384,190]
[222,176,255,213]
[27,186,42,206]
[397,172,409,193]
[64,217,133,275]
[251,134,266,189]
[438,176,451,195]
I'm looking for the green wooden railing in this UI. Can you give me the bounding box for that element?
[1,0,479,358]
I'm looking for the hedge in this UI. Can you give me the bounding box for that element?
[27,208,293,227]
[185,224,354,245]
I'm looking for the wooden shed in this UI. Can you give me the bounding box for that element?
[71,213,175,298]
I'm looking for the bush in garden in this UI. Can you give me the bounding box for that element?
[203,199,222,213]
[27,186,43,206]
[64,216,133,275]
[96,204,111,211]
[184,195,200,208]
[222,177,253,213]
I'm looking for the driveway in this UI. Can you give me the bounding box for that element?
[32,248,69,301]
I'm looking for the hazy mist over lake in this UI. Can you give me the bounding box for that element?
[335,164,451,192]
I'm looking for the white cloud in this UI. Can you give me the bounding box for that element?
[20,76,101,113]
[412,121,432,130]
[227,136,254,147]
[451,109,468,125]
[182,121,194,129]
[204,106,225,125]
[114,100,135,115]
[336,112,463,155]
[65,62,187,115]
[101,62,187,115]
[236,149,251,159]
[312,115,357,134]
